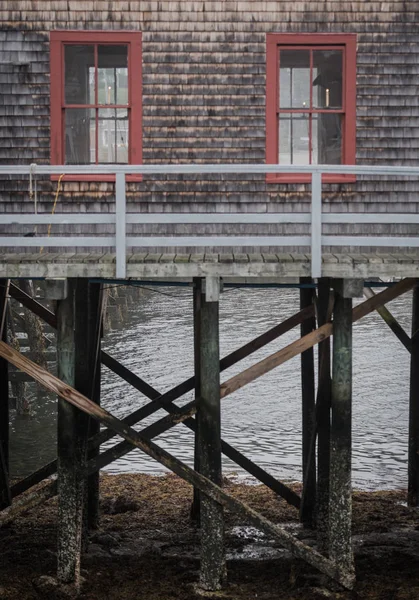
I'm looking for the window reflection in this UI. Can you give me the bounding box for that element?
[279,50,310,109]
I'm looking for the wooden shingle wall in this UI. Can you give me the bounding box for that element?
[0,1,419,248]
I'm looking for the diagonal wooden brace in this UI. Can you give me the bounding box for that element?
[0,341,355,590]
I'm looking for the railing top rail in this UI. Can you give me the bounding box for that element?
[1,164,419,177]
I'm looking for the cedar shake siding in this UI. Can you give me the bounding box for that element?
[0,2,418,251]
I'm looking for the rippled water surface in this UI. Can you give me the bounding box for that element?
[10,286,412,491]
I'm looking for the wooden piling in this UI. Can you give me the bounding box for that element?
[57,279,88,587]
[299,278,316,527]
[0,279,10,510]
[329,282,354,575]
[86,282,103,530]
[408,282,419,506]
[196,278,225,590]
[191,277,202,522]
[316,278,332,550]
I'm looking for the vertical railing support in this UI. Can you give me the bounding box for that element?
[115,173,126,279]
[311,171,322,279]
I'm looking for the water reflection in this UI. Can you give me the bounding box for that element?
[9,286,412,491]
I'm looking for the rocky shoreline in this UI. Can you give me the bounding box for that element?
[1,473,419,599]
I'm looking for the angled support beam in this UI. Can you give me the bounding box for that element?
[0,341,355,590]
[219,279,416,400]
[363,287,411,352]
[11,296,312,505]
[11,279,415,510]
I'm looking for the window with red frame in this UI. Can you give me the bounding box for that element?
[50,31,142,180]
[266,34,356,183]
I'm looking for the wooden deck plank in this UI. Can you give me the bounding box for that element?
[390,253,414,264]
[262,254,279,263]
[248,253,263,263]
[2,252,419,280]
[127,253,148,263]
[144,253,162,264]
[204,253,218,263]
[190,254,205,263]
[276,253,294,263]
[219,253,234,263]
[322,254,339,264]
[174,254,191,263]
[233,254,249,263]
[159,254,176,263]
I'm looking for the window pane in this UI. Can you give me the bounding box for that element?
[65,108,96,164]
[312,50,343,109]
[98,46,128,105]
[98,108,129,163]
[279,50,310,109]
[279,114,310,165]
[312,114,342,164]
[65,45,95,104]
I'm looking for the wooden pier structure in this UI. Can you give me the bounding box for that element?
[0,252,418,593]
[1,0,419,593]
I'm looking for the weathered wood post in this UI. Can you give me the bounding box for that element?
[299,277,316,527]
[0,279,10,510]
[56,278,89,588]
[196,276,225,590]
[408,281,419,506]
[86,282,104,530]
[329,279,357,576]
[191,277,202,522]
[316,277,332,550]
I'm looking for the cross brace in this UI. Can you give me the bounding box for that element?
[0,340,355,590]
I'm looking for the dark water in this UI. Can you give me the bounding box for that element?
[10,286,412,491]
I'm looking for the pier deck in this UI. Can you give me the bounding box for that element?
[1,251,419,280]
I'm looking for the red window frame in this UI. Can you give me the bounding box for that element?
[266,33,356,184]
[50,31,142,182]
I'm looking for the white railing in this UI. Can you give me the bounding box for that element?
[0,163,419,278]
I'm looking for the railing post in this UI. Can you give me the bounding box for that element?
[115,173,127,279]
[311,171,322,279]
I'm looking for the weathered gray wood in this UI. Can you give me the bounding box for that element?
[11,299,312,502]
[0,479,57,527]
[363,287,412,352]
[316,278,332,552]
[220,279,416,400]
[299,278,316,528]
[0,279,10,510]
[0,340,355,590]
[56,279,88,588]
[329,283,354,575]
[86,282,104,531]
[191,277,202,522]
[408,283,419,506]
[196,280,225,590]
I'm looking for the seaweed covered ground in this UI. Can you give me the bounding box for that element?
[1,474,419,599]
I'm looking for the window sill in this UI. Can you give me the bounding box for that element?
[51,174,143,183]
[266,173,356,184]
